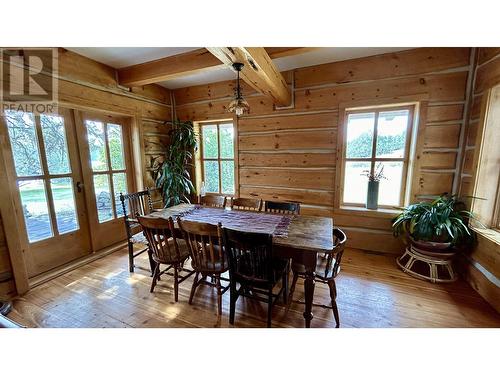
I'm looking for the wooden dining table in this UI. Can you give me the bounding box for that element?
[148,203,334,328]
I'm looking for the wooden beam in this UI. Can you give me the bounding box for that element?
[118,47,316,87]
[206,47,292,107]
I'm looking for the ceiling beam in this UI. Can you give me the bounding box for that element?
[118,47,317,87]
[206,47,291,107]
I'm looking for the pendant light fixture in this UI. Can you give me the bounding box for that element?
[228,62,250,117]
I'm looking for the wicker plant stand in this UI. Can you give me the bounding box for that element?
[397,245,457,283]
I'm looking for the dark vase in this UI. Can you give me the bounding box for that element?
[366,180,379,210]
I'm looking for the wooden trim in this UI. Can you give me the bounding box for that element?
[0,115,30,294]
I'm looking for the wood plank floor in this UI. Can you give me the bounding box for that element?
[7,246,500,328]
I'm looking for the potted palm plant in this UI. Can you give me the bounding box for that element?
[392,194,475,255]
[150,120,197,207]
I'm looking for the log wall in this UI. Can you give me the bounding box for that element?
[0,48,173,298]
[174,48,473,255]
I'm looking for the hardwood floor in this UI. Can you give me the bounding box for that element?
[7,246,500,328]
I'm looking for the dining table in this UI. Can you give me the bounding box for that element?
[147,203,334,328]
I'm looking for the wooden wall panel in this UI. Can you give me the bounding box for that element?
[420,151,457,170]
[423,124,461,148]
[239,152,335,168]
[239,130,336,151]
[239,168,335,190]
[294,48,470,88]
[415,172,454,196]
[475,56,500,93]
[175,47,471,255]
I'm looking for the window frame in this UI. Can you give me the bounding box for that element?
[340,104,415,209]
[199,121,236,196]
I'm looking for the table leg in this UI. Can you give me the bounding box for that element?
[302,253,317,328]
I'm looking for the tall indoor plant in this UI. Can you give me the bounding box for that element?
[392,194,475,252]
[150,120,197,207]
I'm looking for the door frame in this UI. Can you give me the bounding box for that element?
[74,110,137,251]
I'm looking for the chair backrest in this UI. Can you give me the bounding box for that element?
[319,228,347,279]
[177,218,226,272]
[230,197,262,211]
[199,195,226,208]
[264,201,300,215]
[222,227,274,284]
[138,216,184,264]
[120,189,153,220]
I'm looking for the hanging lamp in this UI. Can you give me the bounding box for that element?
[228,62,250,117]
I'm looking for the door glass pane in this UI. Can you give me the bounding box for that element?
[93,174,113,222]
[50,177,78,234]
[107,123,125,170]
[204,160,219,193]
[346,112,375,158]
[5,110,43,176]
[378,161,404,206]
[221,160,234,194]
[85,120,108,171]
[376,110,409,158]
[41,114,71,174]
[18,179,53,242]
[343,161,371,204]
[202,125,218,158]
[219,123,234,158]
[112,173,127,217]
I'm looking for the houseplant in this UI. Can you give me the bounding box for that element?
[150,120,198,207]
[361,163,386,210]
[392,194,475,253]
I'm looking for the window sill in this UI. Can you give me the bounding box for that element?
[336,205,402,218]
[470,226,500,247]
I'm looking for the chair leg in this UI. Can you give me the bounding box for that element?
[150,263,160,293]
[267,288,273,328]
[189,272,200,305]
[128,242,135,273]
[174,265,179,302]
[229,280,237,325]
[147,248,155,276]
[327,279,340,328]
[288,271,299,304]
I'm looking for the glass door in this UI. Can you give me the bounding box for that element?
[1,108,91,277]
[75,111,134,250]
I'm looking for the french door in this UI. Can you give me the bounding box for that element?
[75,111,134,250]
[1,108,91,277]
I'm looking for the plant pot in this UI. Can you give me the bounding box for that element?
[366,180,379,210]
[409,236,454,259]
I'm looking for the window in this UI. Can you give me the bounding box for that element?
[4,110,79,242]
[199,122,235,195]
[84,119,128,222]
[341,106,414,208]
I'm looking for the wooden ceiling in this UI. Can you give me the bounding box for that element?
[117,47,316,106]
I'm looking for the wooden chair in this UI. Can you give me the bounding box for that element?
[138,216,195,300]
[199,195,227,208]
[223,228,288,327]
[288,228,347,328]
[230,197,262,211]
[264,201,300,215]
[120,189,156,273]
[177,218,229,322]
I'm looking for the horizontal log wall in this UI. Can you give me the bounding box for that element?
[174,48,472,255]
[458,47,500,312]
[0,49,173,298]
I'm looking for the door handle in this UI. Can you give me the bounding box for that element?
[76,181,84,193]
